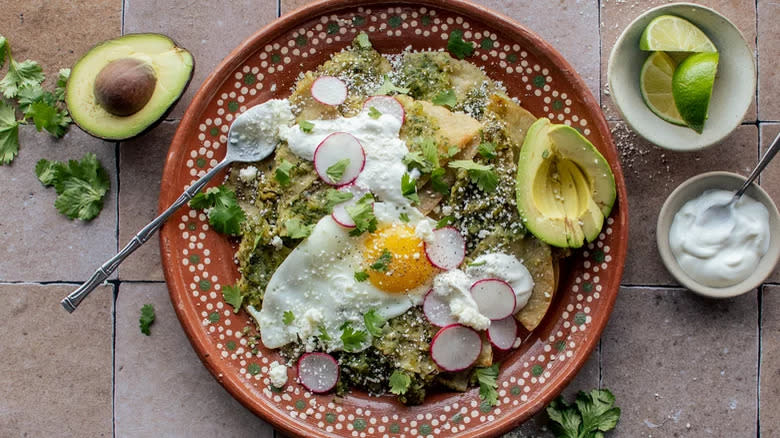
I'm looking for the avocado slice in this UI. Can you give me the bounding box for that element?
[515,118,616,248]
[66,34,194,140]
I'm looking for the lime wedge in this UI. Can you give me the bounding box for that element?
[640,51,685,125]
[640,15,717,52]
[672,52,719,133]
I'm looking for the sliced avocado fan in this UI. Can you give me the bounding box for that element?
[515,118,616,248]
[66,33,194,140]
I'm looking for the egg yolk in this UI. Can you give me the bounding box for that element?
[362,224,436,293]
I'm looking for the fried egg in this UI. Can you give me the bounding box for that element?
[257,203,438,352]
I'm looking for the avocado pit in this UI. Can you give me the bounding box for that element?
[93,58,157,116]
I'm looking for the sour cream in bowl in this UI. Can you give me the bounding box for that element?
[657,172,780,298]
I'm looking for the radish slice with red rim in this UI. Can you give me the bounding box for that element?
[313,132,365,186]
[423,289,457,327]
[331,189,371,228]
[470,278,516,320]
[297,352,339,393]
[310,76,347,106]
[424,226,466,270]
[430,324,482,372]
[487,316,518,351]
[363,95,405,123]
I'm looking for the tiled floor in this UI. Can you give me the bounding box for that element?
[0,0,777,437]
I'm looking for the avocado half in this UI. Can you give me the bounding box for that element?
[66,33,194,141]
[515,118,616,248]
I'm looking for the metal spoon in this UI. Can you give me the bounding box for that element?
[61,102,282,312]
[698,130,780,227]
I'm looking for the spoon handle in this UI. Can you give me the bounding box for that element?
[735,130,780,199]
[60,159,232,313]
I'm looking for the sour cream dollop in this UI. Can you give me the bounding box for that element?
[669,189,771,288]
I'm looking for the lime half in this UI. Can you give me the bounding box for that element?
[640,51,685,125]
[672,52,719,133]
[640,15,717,52]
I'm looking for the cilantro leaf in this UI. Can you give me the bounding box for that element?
[474,364,499,407]
[222,284,243,313]
[432,89,457,108]
[0,36,7,69]
[374,74,410,96]
[389,370,411,395]
[448,160,498,193]
[546,389,621,438]
[16,84,45,113]
[370,248,393,272]
[401,172,419,203]
[326,158,350,183]
[355,31,372,49]
[26,100,71,137]
[324,189,353,212]
[399,212,410,223]
[340,324,368,352]
[420,137,440,168]
[0,100,20,165]
[0,59,44,99]
[403,151,431,173]
[188,185,246,235]
[299,120,314,133]
[35,152,110,221]
[431,167,449,195]
[363,309,385,337]
[54,68,70,102]
[436,215,454,229]
[318,324,332,341]
[346,193,377,235]
[275,159,295,187]
[283,310,295,325]
[477,142,497,159]
[368,106,382,119]
[285,218,314,239]
[354,270,369,282]
[447,29,474,59]
[139,304,155,336]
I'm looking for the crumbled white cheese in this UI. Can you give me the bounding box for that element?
[270,235,283,249]
[268,361,288,387]
[239,165,258,183]
[414,219,435,243]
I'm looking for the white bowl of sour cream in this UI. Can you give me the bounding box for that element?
[657,171,780,298]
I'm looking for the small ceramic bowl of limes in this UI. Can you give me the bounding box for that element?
[608,3,755,151]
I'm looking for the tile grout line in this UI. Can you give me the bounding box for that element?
[754,0,760,124]
[596,0,603,393]
[757,284,763,437]
[115,2,125,437]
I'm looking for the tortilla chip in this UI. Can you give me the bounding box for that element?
[506,235,556,331]
[484,93,537,156]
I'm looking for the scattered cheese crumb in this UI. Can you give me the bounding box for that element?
[270,236,283,249]
[268,361,288,387]
[239,166,258,183]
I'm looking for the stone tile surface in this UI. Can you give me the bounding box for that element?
[612,122,758,286]
[503,348,601,437]
[760,123,780,283]
[123,0,278,119]
[0,0,121,80]
[118,121,178,281]
[114,282,274,437]
[282,0,601,96]
[602,287,758,437]
[0,283,113,436]
[600,0,757,122]
[762,285,780,437]
[0,126,118,282]
[758,1,780,120]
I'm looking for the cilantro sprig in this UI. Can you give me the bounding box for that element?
[473,364,499,407]
[283,310,295,325]
[326,158,350,183]
[363,309,385,337]
[374,74,410,96]
[370,248,393,272]
[546,389,621,438]
[432,89,457,108]
[222,284,243,313]
[35,153,110,221]
[274,159,295,187]
[340,323,368,352]
[189,185,246,235]
[325,189,353,212]
[139,304,155,336]
[447,29,474,59]
[389,370,411,395]
[448,160,498,193]
[367,106,382,119]
[285,217,314,239]
[345,193,377,235]
[401,173,419,203]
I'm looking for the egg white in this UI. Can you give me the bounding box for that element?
[257,203,436,352]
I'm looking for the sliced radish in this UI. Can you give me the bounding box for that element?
[487,316,518,351]
[424,227,466,270]
[470,279,516,320]
[331,189,372,228]
[313,132,365,186]
[430,324,482,372]
[297,352,339,394]
[363,96,405,124]
[423,289,457,327]
[311,76,347,106]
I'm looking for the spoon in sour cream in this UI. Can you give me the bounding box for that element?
[698,131,780,228]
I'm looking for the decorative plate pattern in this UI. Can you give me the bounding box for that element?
[159,2,628,437]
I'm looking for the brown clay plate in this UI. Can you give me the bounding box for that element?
[159,1,628,436]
